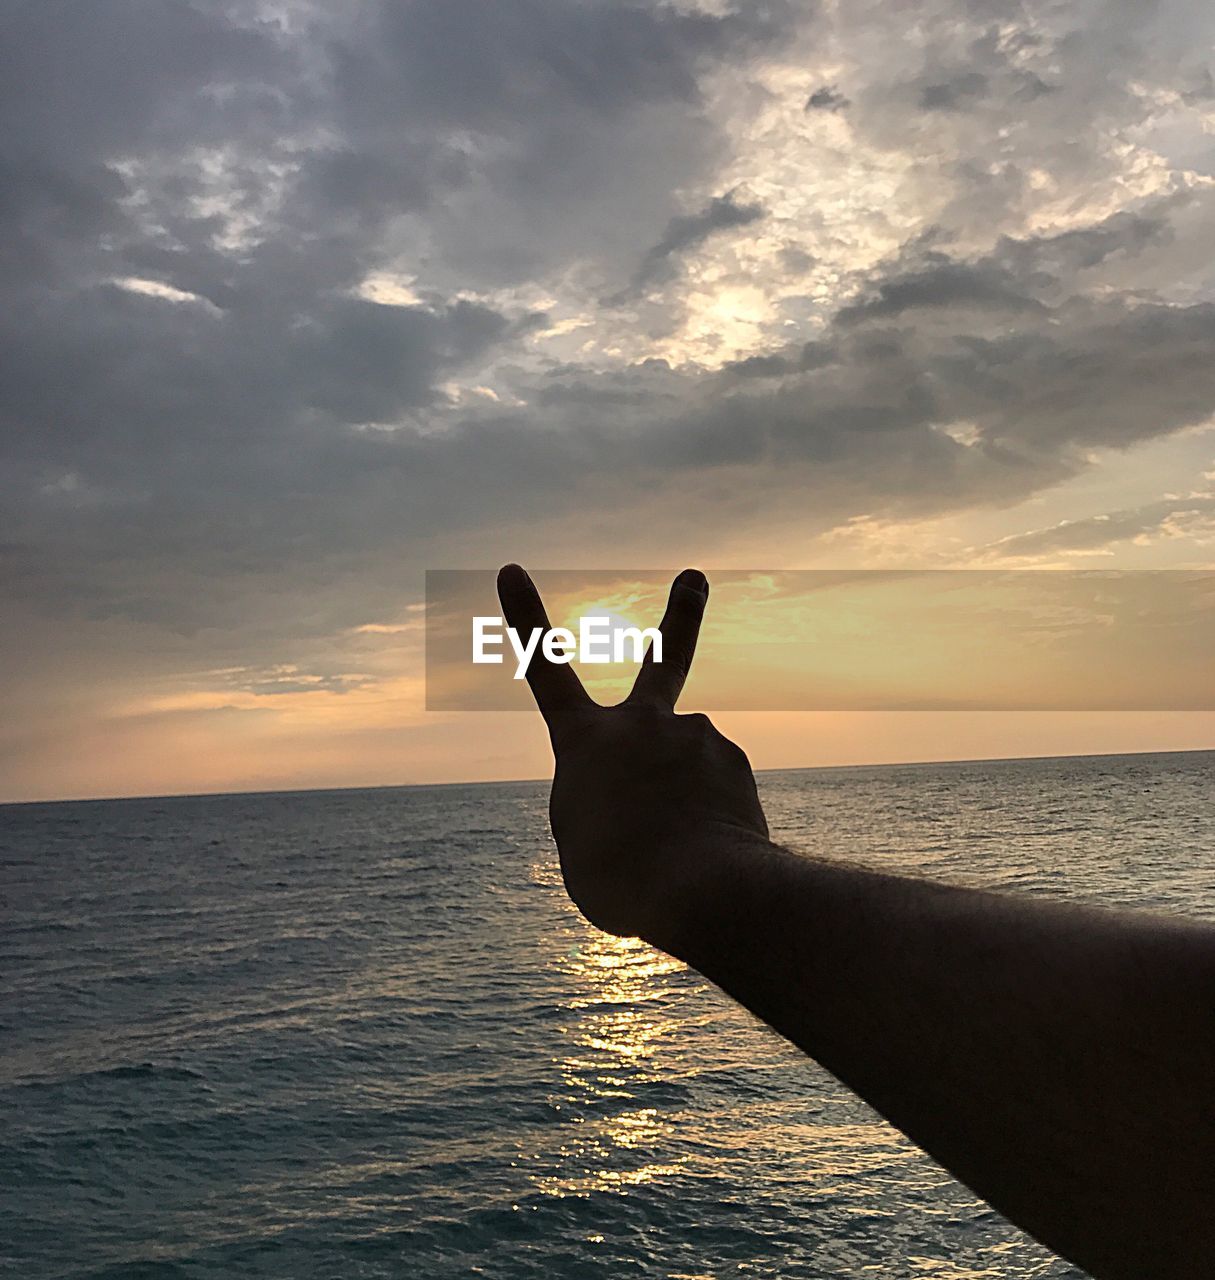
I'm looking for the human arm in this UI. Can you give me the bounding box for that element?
[496,563,1215,1280]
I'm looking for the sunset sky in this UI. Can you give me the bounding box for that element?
[3,0,1214,801]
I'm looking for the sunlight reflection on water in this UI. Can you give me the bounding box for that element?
[536,932,689,1196]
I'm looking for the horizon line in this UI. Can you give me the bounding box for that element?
[1,744,1210,809]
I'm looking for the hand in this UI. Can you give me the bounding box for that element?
[496,564,769,940]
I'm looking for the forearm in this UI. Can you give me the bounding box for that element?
[645,825,1215,1280]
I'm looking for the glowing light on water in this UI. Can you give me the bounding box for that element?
[535,931,690,1196]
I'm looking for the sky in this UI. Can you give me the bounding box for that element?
[2,0,1214,802]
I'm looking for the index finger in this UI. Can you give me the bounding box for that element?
[496,564,593,729]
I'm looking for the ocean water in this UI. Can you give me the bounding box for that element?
[2,750,1212,1280]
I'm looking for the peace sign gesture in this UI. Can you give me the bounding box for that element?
[496,564,768,940]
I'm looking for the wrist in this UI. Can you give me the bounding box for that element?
[640,821,774,958]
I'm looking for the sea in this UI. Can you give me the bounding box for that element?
[2,750,1212,1280]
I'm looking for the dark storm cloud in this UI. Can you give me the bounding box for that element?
[805,86,848,111]
[722,341,837,380]
[2,0,1214,690]
[924,298,1215,453]
[608,190,767,303]
[707,200,1215,466]
[6,196,1215,640]
[309,0,798,290]
[835,204,1177,326]
[331,0,779,125]
[994,208,1176,277]
[643,192,767,270]
[0,0,794,596]
[0,276,526,480]
[918,71,989,111]
[836,259,1047,324]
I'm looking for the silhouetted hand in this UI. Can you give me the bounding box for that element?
[496,564,768,939]
[499,572,1215,1280]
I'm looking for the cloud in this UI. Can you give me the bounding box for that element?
[608,190,767,302]
[918,71,990,112]
[805,85,848,112]
[4,0,1215,794]
[836,259,1048,324]
[979,494,1215,560]
[6,185,1215,646]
